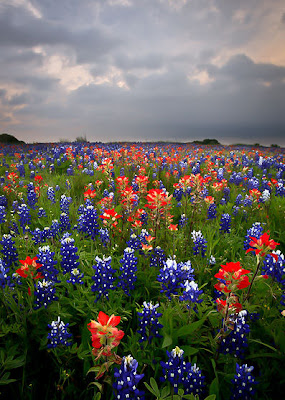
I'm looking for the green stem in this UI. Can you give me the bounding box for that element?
[245,258,261,301]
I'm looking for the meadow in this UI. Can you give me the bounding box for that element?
[0,142,284,400]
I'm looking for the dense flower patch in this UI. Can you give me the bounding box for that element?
[0,141,284,399]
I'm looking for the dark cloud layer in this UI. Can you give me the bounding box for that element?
[0,0,284,145]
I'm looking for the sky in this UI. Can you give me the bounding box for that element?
[0,0,285,146]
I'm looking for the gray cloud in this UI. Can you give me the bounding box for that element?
[202,54,285,83]
[0,0,284,146]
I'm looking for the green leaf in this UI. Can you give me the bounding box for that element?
[248,339,278,352]
[149,377,160,397]
[176,319,205,338]
[209,377,219,397]
[144,382,159,397]
[0,372,17,385]
[87,366,100,375]
[182,346,199,356]
[204,395,217,400]
[162,334,173,348]
[160,386,171,398]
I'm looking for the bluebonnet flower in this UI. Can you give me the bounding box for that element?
[113,355,145,400]
[160,347,205,397]
[139,210,148,226]
[59,212,71,232]
[34,280,58,309]
[37,245,59,282]
[76,201,99,240]
[235,194,243,205]
[0,234,18,268]
[60,234,80,275]
[139,229,152,246]
[173,188,183,202]
[191,230,207,257]
[157,258,194,300]
[232,205,240,216]
[27,185,38,209]
[217,167,224,181]
[0,195,7,207]
[0,206,6,224]
[231,363,258,399]
[244,222,263,251]
[12,200,19,212]
[183,363,205,397]
[178,213,188,227]
[31,228,45,245]
[17,203,31,232]
[0,257,13,289]
[247,177,259,190]
[179,280,203,311]
[66,267,84,285]
[49,220,60,239]
[223,187,231,202]
[8,221,19,236]
[47,187,56,203]
[160,347,186,393]
[243,195,253,208]
[126,233,141,251]
[230,172,243,186]
[246,168,253,178]
[60,194,72,213]
[207,203,217,220]
[98,228,110,246]
[149,246,166,268]
[275,181,285,197]
[118,248,138,296]
[91,256,115,302]
[137,301,163,343]
[220,213,231,233]
[47,316,72,348]
[66,167,74,176]
[219,310,251,358]
[38,207,47,218]
[209,255,216,265]
[262,250,284,285]
[17,163,25,177]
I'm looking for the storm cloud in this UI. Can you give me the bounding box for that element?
[0,0,284,145]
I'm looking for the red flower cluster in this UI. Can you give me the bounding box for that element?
[216,297,242,316]
[214,261,250,294]
[84,188,96,200]
[246,232,279,260]
[87,312,124,357]
[145,188,168,211]
[99,208,122,227]
[16,256,43,280]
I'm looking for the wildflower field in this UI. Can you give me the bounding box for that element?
[0,142,284,400]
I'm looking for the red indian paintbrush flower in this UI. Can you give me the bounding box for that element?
[216,297,242,316]
[214,261,250,294]
[34,175,43,184]
[99,208,122,227]
[87,312,124,356]
[145,189,168,210]
[84,188,96,200]
[16,256,43,279]
[246,232,279,260]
